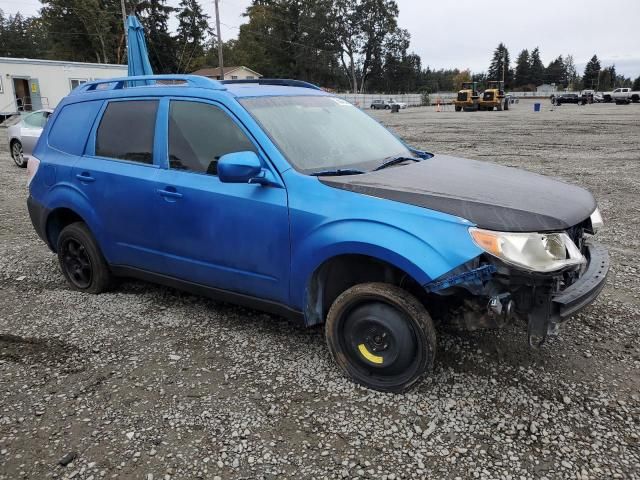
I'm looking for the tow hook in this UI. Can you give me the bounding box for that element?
[488,294,515,326]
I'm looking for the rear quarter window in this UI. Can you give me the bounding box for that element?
[48,100,103,156]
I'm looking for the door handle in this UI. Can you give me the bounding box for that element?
[76,172,95,183]
[157,187,183,199]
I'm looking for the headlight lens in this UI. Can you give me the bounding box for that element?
[590,207,603,233]
[469,228,585,272]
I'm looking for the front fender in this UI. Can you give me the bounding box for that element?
[289,218,481,310]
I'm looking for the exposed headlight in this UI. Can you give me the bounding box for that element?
[469,228,585,272]
[590,207,603,233]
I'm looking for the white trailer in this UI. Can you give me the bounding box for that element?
[0,57,127,120]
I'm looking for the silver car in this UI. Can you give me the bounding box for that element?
[7,109,53,168]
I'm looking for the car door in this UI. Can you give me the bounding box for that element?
[73,98,166,271]
[21,111,50,156]
[153,98,290,304]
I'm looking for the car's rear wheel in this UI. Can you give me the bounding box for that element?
[325,282,436,393]
[57,222,112,294]
[11,140,27,168]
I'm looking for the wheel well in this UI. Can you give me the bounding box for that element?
[46,208,85,252]
[304,254,425,326]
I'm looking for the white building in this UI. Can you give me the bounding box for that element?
[0,57,127,118]
[191,66,262,81]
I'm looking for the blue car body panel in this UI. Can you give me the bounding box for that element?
[29,76,483,324]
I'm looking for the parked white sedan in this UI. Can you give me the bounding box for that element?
[7,109,53,168]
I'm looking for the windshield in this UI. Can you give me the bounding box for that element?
[239,95,412,173]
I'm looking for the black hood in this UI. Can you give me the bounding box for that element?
[321,155,597,232]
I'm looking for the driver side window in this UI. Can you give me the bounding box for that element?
[168,101,256,175]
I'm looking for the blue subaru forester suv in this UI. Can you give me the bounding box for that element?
[27,75,608,392]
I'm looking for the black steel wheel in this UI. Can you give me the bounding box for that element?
[11,140,27,168]
[325,283,436,393]
[57,222,112,293]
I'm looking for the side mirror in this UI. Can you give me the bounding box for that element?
[218,151,263,183]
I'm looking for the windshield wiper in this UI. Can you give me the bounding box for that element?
[373,156,421,172]
[309,168,365,176]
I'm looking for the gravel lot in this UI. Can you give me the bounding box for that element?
[1,100,639,480]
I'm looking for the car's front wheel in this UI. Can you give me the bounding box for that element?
[11,140,27,168]
[325,282,436,393]
[57,222,112,294]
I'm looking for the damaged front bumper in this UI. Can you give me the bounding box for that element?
[425,241,609,346]
[526,241,609,345]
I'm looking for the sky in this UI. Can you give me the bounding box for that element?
[2,0,640,78]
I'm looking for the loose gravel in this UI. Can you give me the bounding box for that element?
[1,100,639,479]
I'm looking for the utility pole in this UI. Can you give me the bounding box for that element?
[120,0,128,45]
[214,0,224,80]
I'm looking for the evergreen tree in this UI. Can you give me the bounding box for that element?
[487,43,512,87]
[583,55,601,90]
[41,0,128,64]
[633,76,640,91]
[175,0,211,73]
[528,47,544,86]
[545,55,567,86]
[514,49,530,87]
[136,0,177,73]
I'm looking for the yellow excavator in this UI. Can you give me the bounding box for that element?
[478,81,506,111]
[453,82,479,111]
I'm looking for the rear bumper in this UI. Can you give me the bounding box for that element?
[27,195,50,246]
[551,242,609,321]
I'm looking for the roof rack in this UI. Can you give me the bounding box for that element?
[220,78,322,91]
[72,74,226,94]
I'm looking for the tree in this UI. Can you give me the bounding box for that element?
[564,54,579,89]
[335,0,400,92]
[514,49,530,87]
[452,69,471,90]
[545,55,567,87]
[175,0,211,73]
[528,47,544,86]
[136,0,177,73]
[487,43,512,87]
[583,54,601,90]
[0,11,48,59]
[40,0,128,64]
[633,76,640,91]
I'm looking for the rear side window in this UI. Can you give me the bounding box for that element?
[96,100,158,164]
[168,101,255,175]
[49,101,103,156]
[23,111,49,128]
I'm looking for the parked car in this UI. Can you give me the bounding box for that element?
[7,109,53,167]
[388,98,408,109]
[27,75,608,392]
[550,93,582,105]
[602,87,640,104]
[370,99,390,109]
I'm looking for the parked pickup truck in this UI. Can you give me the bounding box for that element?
[602,88,640,104]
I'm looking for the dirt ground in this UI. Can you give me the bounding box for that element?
[1,100,639,480]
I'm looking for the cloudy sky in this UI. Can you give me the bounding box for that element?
[3,0,640,78]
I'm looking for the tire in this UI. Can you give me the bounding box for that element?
[57,222,112,294]
[487,106,494,111]
[10,140,27,168]
[385,105,390,110]
[325,282,436,393]
[496,104,502,111]
[455,106,462,112]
